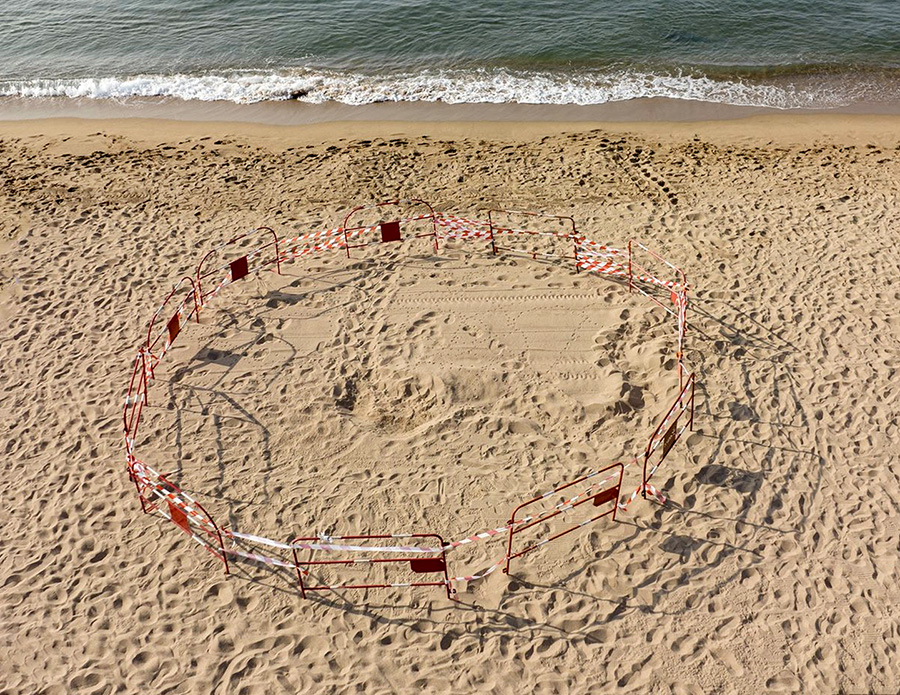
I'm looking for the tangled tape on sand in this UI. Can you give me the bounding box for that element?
[123,199,695,600]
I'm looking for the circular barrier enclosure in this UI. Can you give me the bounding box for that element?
[124,202,694,599]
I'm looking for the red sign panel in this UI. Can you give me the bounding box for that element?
[380,221,401,243]
[230,255,249,281]
[166,313,181,344]
[662,415,679,460]
[167,499,191,535]
[409,557,446,574]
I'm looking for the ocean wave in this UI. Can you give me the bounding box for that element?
[0,67,876,109]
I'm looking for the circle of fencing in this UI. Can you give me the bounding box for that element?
[123,199,695,600]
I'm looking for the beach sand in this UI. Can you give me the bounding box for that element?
[1,112,899,694]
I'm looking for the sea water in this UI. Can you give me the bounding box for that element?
[1,0,898,109]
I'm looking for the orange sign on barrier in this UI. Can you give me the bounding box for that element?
[127,468,231,574]
[168,499,191,534]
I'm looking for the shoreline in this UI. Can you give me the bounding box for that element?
[3,93,900,127]
[2,106,900,150]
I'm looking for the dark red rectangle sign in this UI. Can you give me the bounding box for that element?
[409,557,446,574]
[230,255,249,281]
[593,486,619,507]
[167,313,181,344]
[662,416,680,460]
[380,221,401,243]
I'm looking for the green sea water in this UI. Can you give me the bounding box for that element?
[1,0,898,107]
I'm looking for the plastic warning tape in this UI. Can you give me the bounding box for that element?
[577,257,629,276]
[224,547,301,571]
[580,238,626,254]
[634,273,681,290]
[281,234,347,260]
[435,216,491,239]
[224,531,441,554]
[449,555,507,583]
[618,481,667,511]
[280,226,345,248]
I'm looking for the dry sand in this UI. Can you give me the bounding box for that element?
[1,113,899,694]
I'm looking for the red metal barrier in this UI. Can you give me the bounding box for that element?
[196,226,281,308]
[487,209,581,268]
[123,348,149,461]
[144,275,199,380]
[643,372,695,500]
[129,465,230,574]
[503,463,624,575]
[626,240,688,388]
[341,199,438,258]
[290,534,453,599]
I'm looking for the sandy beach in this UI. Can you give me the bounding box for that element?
[1,111,899,694]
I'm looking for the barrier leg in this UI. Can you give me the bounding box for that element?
[437,539,454,599]
[129,468,150,514]
[689,379,695,431]
[291,546,308,599]
[218,529,230,575]
[503,518,515,574]
[627,240,634,293]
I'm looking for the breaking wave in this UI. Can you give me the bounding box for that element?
[0,67,884,109]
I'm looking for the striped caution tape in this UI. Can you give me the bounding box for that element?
[618,481,667,511]
[279,226,345,248]
[224,547,302,571]
[577,257,629,276]
[435,216,491,239]
[579,238,626,254]
[449,555,507,583]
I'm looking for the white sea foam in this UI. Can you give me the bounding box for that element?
[0,68,862,109]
